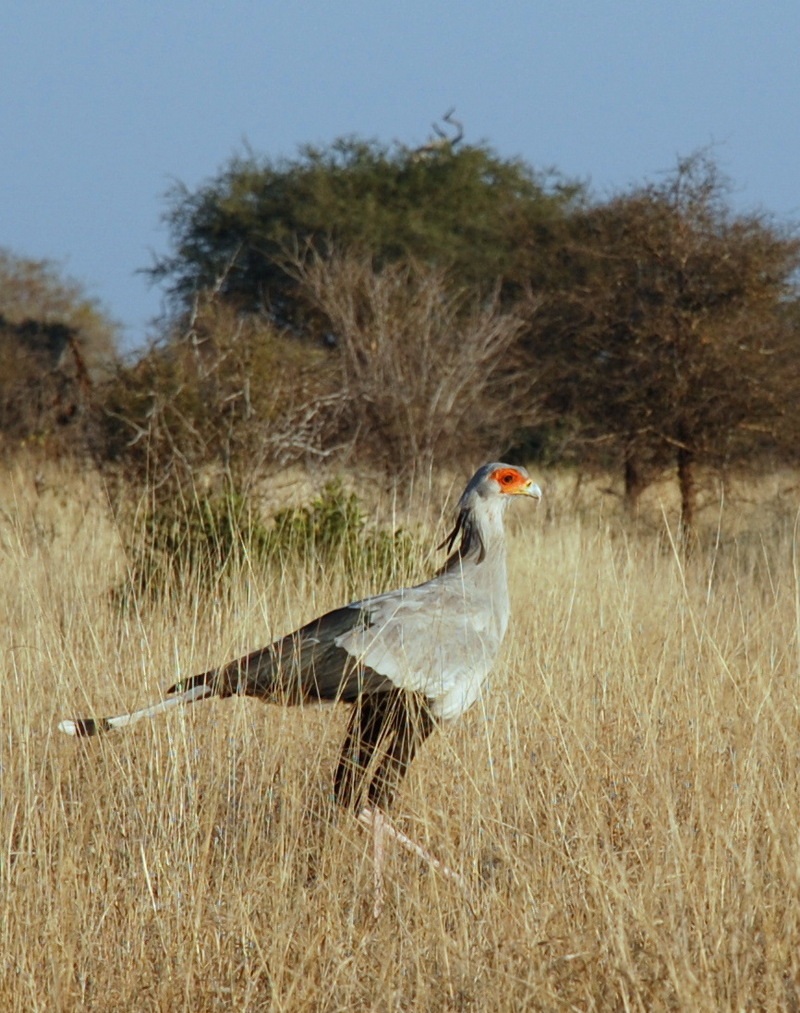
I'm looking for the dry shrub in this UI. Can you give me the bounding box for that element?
[0,319,97,454]
[293,251,533,477]
[0,249,117,457]
[93,298,349,498]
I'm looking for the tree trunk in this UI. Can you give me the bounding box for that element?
[624,451,646,517]
[676,440,696,552]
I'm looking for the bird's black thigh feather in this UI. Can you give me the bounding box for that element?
[334,690,436,811]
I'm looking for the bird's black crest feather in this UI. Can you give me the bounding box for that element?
[437,506,485,572]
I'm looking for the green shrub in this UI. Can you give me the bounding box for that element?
[267,479,421,595]
[117,480,421,604]
[115,490,271,603]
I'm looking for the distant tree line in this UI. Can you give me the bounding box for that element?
[0,251,115,448]
[2,124,799,539]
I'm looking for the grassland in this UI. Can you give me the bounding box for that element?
[1,458,799,1011]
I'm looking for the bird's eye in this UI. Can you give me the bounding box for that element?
[500,472,515,484]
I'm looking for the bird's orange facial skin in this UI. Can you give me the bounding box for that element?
[490,466,531,494]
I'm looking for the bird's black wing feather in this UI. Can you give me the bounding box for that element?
[168,605,397,705]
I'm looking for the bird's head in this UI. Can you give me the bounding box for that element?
[486,464,542,500]
[439,463,542,566]
[465,462,542,504]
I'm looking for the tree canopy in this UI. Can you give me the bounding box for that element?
[4,132,799,545]
[150,136,584,327]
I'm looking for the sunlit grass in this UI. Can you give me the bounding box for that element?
[2,458,799,1010]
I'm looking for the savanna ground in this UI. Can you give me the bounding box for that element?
[2,457,800,1012]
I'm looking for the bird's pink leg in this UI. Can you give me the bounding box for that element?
[370,808,386,918]
[357,806,465,915]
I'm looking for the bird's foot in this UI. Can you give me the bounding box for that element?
[357,806,465,914]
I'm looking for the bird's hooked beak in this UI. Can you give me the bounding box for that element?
[519,479,542,501]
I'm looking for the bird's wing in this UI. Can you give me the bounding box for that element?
[209,575,499,718]
[333,577,501,717]
[227,604,397,704]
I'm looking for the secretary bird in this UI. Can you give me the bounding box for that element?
[59,462,541,915]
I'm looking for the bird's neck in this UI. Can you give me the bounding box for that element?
[440,496,508,574]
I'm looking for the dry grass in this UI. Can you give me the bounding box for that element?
[2,458,800,1011]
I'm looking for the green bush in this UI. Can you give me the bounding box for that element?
[115,490,271,603]
[267,479,421,595]
[117,480,421,604]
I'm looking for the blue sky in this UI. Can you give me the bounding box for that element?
[2,1,798,351]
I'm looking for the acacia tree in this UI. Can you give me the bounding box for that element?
[149,134,581,327]
[532,154,800,538]
[0,250,116,353]
[127,131,578,483]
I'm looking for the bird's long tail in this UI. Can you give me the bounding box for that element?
[58,675,216,737]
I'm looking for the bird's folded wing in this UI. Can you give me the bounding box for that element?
[335,581,499,708]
